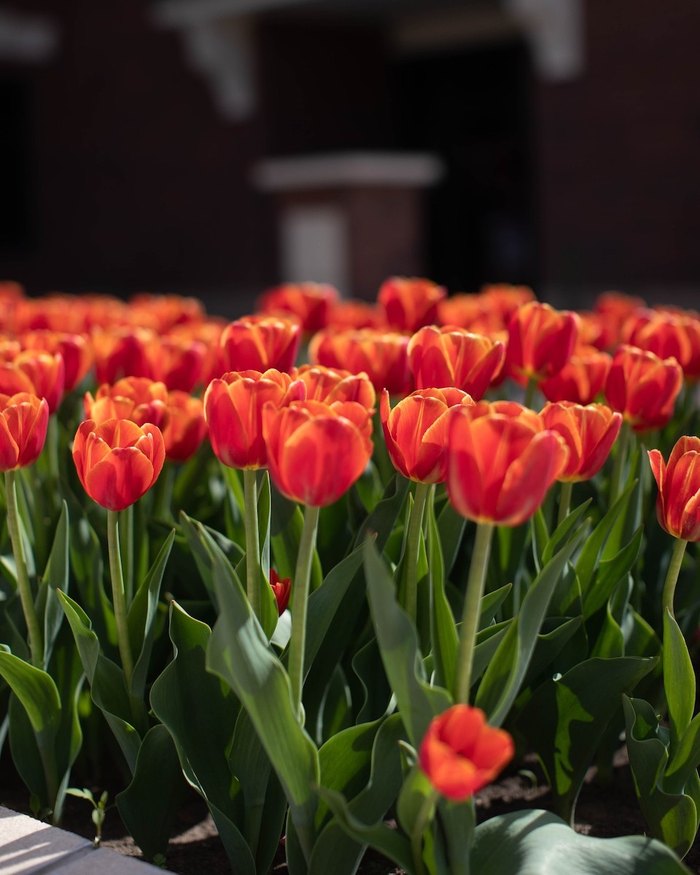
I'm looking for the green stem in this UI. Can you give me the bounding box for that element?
[405,481,431,623]
[662,538,688,620]
[119,503,134,605]
[523,376,538,410]
[5,470,43,667]
[454,522,495,704]
[243,468,261,618]
[609,420,630,505]
[557,481,573,528]
[410,789,438,875]
[107,510,135,689]
[288,503,320,721]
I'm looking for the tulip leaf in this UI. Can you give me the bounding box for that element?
[479,583,513,628]
[199,521,321,861]
[39,501,70,669]
[475,528,586,726]
[519,616,583,690]
[472,808,689,874]
[436,498,466,579]
[0,648,60,737]
[666,713,700,794]
[575,479,636,592]
[542,499,592,565]
[472,621,511,684]
[517,656,655,823]
[116,724,187,861]
[179,511,244,605]
[582,527,643,618]
[624,696,699,859]
[663,609,696,744]
[364,538,451,747]
[531,508,550,573]
[397,763,434,836]
[427,495,458,692]
[354,473,410,552]
[127,529,175,701]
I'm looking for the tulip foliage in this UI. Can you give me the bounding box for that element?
[0,280,697,874]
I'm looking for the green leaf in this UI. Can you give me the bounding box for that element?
[397,764,434,836]
[582,527,643,618]
[475,528,586,726]
[542,499,592,565]
[0,649,60,736]
[667,714,700,794]
[530,508,550,572]
[575,480,636,592]
[426,497,458,692]
[663,609,696,743]
[471,622,511,685]
[40,501,70,668]
[116,725,187,861]
[479,584,512,628]
[364,539,451,747]
[517,656,655,823]
[472,808,689,874]
[436,499,466,578]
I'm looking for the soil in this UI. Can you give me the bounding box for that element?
[3,750,699,874]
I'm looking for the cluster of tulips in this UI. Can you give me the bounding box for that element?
[0,276,698,875]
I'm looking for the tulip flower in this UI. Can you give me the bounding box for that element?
[593,291,646,348]
[270,569,291,615]
[85,377,170,430]
[540,345,612,405]
[129,293,205,331]
[219,315,301,374]
[378,276,446,333]
[504,301,579,399]
[293,364,376,410]
[326,300,384,331]
[605,345,683,432]
[141,335,207,392]
[310,328,411,395]
[21,330,93,392]
[5,350,66,413]
[622,309,695,375]
[408,325,505,399]
[257,282,339,334]
[419,705,514,801]
[91,327,152,384]
[163,391,207,462]
[649,437,700,546]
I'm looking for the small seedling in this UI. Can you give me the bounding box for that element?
[66,787,109,847]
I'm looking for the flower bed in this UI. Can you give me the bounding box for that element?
[0,278,698,874]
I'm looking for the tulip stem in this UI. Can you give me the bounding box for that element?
[405,481,431,623]
[454,522,494,704]
[523,377,538,410]
[288,503,320,722]
[243,468,261,618]
[410,788,438,875]
[557,481,573,528]
[609,420,630,504]
[662,538,688,620]
[107,510,135,690]
[5,470,43,667]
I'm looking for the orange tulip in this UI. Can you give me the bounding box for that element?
[0,393,49,470]
[378,276,446,333]
[310,328,411,395]
[141,335,207,392]
[541,402,622,482]
[219,315,301,374]
[605,345,683,432]
[85,377,170,430]
[594,291,646,348]
[419,705,514,801]
[91,327,152,384]
[325,300,384,331]
[162,391,207,462]
[292,364,376,410]
[446,404,568,526]
[466,398,544,432]
[205,369,303,469]
[622,309,695,373]
[505,301,579,385]
[20,330,92,392]
[648,437,700,542]
[540,345,612,405]
[128,293,205,331]
[72,418,165,511]
[381,388,473,484]
[408,325,505,399]
[270,569,291,614]
[257,282,339,334]
[262,399,373,507]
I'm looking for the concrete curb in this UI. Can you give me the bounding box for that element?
[0,807,167,874]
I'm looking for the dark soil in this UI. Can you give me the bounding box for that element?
[3,750,699,874]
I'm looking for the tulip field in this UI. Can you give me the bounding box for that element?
[1,277,700,874]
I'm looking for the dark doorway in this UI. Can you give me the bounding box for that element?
[392,39,536,291]
[0,77,33,253]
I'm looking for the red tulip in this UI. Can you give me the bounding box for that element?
[141,335,207,392]
[292,364,376,410]
[310,328,411,395]
[270,569,291,614]
[21,330,92,392]
[204,369,303,469]
[326,300,384,331]
[257,282,339,334]
[505,301,579,385]
[378,276,446,333]
[85,377,170,430]
[262,399,373,507]
[541,402,622,482]
[605,345,683,432]
[219,315,301,374]
[622,309,695,373]
[162,391,207,462]
[540,345,612,405]
[9,350,66,413]
[381,388,473,484]
[446,404,568,526]
[594,291,646,348]
[408,325,505,399]
[72,418,165,511]
[419,705,514,801]
[0,393,49,470]
[648,437,700,542]
[91,327,152,384]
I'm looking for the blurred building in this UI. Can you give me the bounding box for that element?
[1,0,699,311]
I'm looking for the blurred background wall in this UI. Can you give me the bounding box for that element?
[1,0,699,314]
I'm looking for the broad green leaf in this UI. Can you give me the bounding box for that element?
[519,616,583,690]
[472,808,689,874]
[354,473,410,552]
[471,622,511,685]
[116,724,187,861]
[542,499,592,565]
[397,764,434,836]
[352,638,391,725]
[364,539,451,747]
[475,528,586,726]
[39,502,69,668]
[667,714,700,794]
[575,480,636,591]
[582,527,643,618]
[479,583,512,628]
[0,649,60,736]
[663,610,696,743]
[517,656,655,823]
[530,508,549,572]
[427,497,458,691]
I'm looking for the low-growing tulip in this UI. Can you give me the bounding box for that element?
[85,377,170,429]
[505,301,579,385]
[378,276,446,333]
[0,392,49,470]
[219,315,301,374]
[408,325,505,399]
[163,391,207,462]
[142,335,207,392]
[419,705,514,801]
[648,437,700,543]
[540,345,612,405]
[310,328,411,395]
[293,364,376,410]
[21,330,92,392]
[72,418,165,511]
[541,402,622,482]
[257,282,339,334]
[605,345,683,431]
